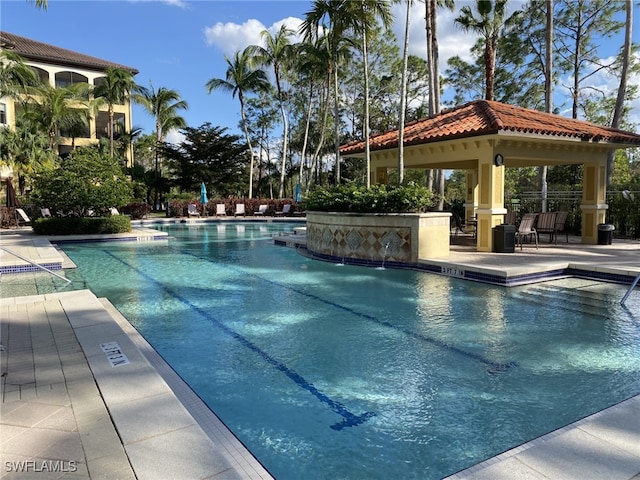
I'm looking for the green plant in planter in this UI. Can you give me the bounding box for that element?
[303,182,435,213]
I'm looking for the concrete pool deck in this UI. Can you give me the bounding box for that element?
[1,225,639,479]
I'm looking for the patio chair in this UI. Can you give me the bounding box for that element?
[110,207,121,216]
[504,211,516,225]
[41,208,52,218]
[234,204,245,216]
[515,213,538,250]
[451,211,476,238]
[275,204,292,216]
[16,208,31,226]
[187,204,200,217]
[535,212,557,242]
[553,211,569,244]
[254,204,268,216]
[215,204,226,216]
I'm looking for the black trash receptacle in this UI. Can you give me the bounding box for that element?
[597,224,615,245]
[493,224,516,253]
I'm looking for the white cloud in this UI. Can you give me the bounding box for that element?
[165,128,185,146]
[203,16,304,57]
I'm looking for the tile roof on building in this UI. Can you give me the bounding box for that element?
[0,31,138,74]
[340,100,640,155]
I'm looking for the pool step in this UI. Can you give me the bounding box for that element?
[515,288,613,319]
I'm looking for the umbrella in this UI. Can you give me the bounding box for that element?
[5,179,19,208]
[200,182,208,204]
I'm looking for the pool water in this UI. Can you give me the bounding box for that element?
[60,222,640,480]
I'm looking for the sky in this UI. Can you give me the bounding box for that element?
[1,0,639,144]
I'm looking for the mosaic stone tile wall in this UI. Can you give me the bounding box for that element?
[306,212,452,262]
[307,223,412,263]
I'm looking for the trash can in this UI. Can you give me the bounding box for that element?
[493,224,516,253]
[597,224,615,245]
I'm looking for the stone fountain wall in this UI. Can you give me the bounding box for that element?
[306,212,452,263]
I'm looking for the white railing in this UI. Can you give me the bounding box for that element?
[621,272,640,306]
[0,247,71,284]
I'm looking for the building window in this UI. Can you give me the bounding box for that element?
[0,103,6,124]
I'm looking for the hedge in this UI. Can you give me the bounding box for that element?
[32,216,131,235]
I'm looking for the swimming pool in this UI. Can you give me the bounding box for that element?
[61,222,640,479]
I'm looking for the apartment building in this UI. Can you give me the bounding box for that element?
[0,31,138,164]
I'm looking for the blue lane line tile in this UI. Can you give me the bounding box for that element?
[102,250,375,431]
[183,251,518,373]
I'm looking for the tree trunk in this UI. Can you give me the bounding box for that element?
[607,0,632,186]
[541,0,553,212]
[398,0,411,185]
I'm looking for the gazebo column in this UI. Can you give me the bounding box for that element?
[464,169,478,222]
[476,156,507,252]
[581,159,608,244]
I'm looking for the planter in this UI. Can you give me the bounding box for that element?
[306,211,452,263]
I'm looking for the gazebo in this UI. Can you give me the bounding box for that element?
[340,100,640,252]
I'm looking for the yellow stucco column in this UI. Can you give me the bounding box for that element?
[581,160,608,244]
[375,167,388,185]
[476,156,507,252]
[464,169,478,222]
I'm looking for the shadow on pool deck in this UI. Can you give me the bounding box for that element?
[1,227,639,479]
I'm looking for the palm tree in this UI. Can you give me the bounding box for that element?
[23,82,91,150]
[454,0,520,101]
[134,83,188,207]
[247,25,295,198]
[301,0,355,184]
[0,51,39,98]
[398,0,412,184]
[348,0,393,187]
[93,67,138,158]
[27,0,47,9]
[206,48,269,198]
[296,39,331,190]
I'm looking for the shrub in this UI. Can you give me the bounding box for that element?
[120,202,151,220]
[32,216,131,235]
[302,183,435,213]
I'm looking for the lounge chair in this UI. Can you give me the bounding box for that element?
[535,212,556,242]
[110,207,120,216]
[234,204,245,216]
[41,208,52,218]
[275,204,292,216]
[515,213,538,250]
[16,208,31,226]
[254,204,268,216]
[216,204,226,216]
[187,204,200,217]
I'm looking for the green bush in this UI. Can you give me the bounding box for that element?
[303,183,435,213]
[32,216,131,235]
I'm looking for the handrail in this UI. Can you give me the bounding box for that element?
[621,272,640,306]
[0,246,71,284]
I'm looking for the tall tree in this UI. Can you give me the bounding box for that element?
[607,0,633,185]
[301,0,356,184]
[134,83,188,206]
[454,0,520,101]
[398,0,412,184]
[348,0,393,187]
[206,48,269,198]
[93,67,138,158]
[554,0,624,119]
[247,25,295,198]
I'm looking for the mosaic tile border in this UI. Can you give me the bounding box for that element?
[0,262,62,274]
[299,247,638,287]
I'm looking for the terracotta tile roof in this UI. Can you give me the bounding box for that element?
[340,100,640,155]
[0,31,138,74]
